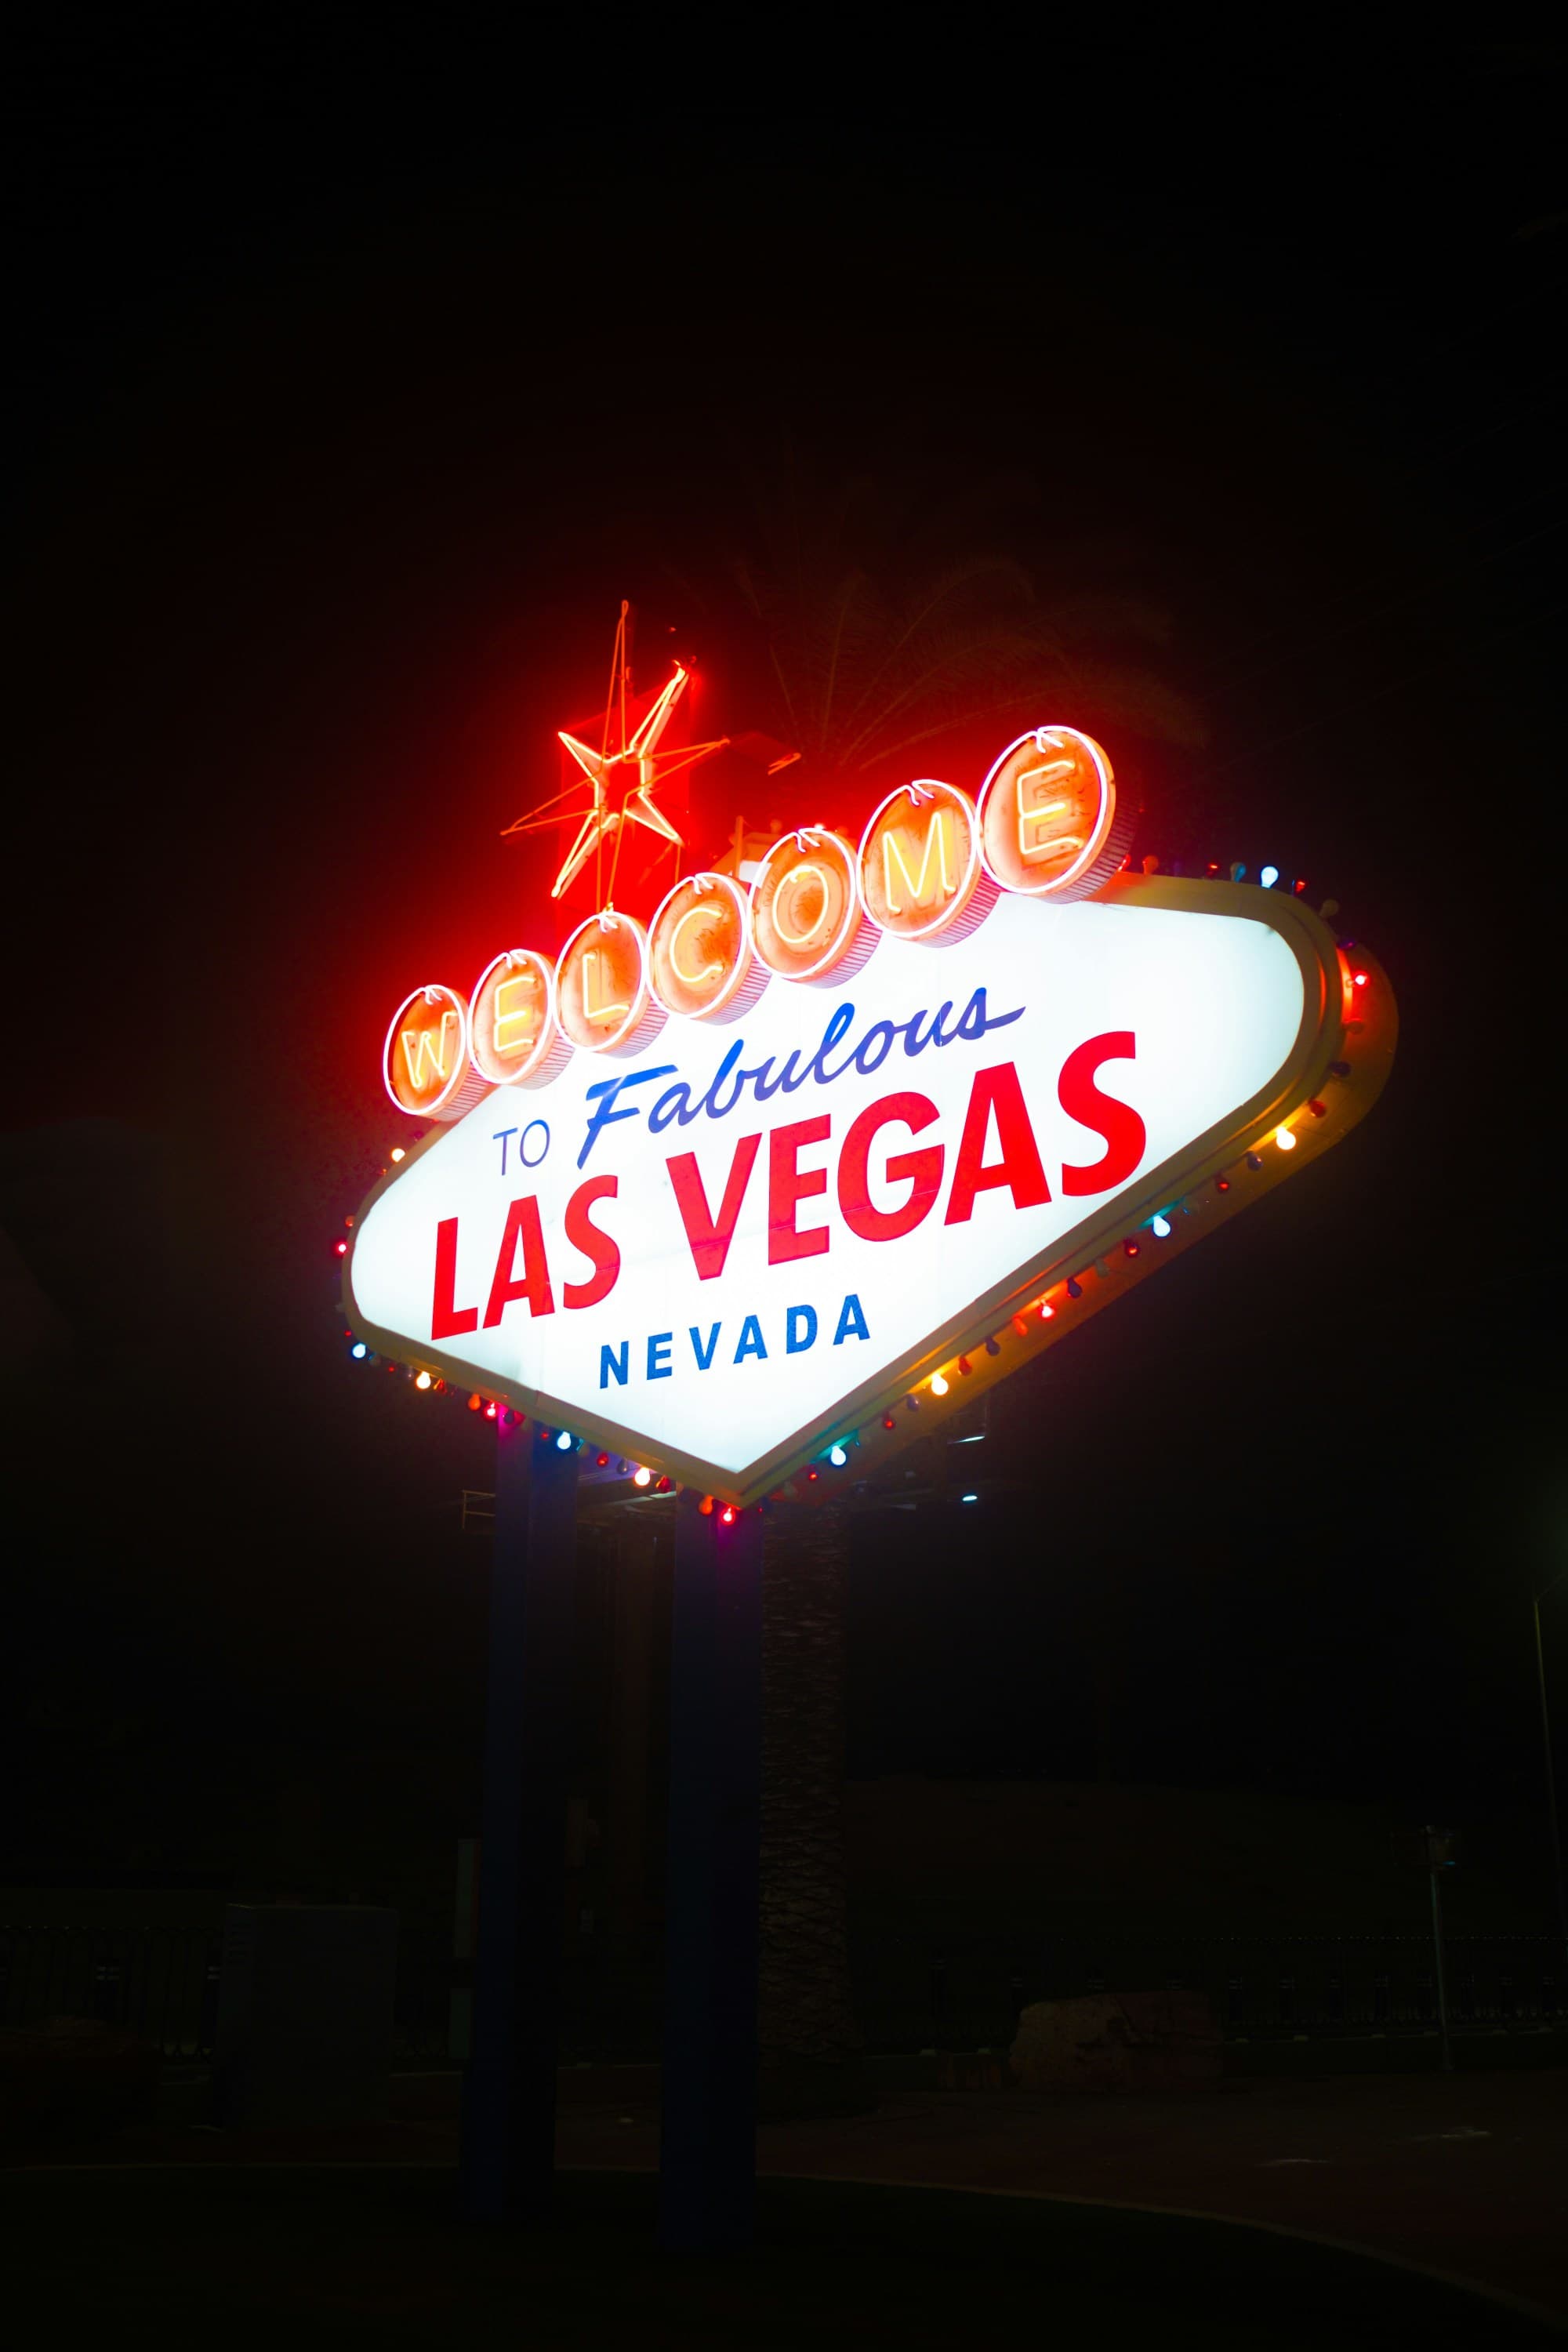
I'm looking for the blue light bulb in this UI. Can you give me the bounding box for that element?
[556,1428,573,1451]
[1152,1214,1171,1238]
[961,1493,978,1504]
[829,1444,848,1467]
[350,1341,368,1359]
[1260,865,1279,890]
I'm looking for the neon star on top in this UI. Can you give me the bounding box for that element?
[501,602,728,902]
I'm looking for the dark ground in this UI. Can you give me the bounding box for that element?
[12,2067,1566,2336]
[5,2163,1559,2348]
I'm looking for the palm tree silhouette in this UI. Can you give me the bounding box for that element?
[728,474,1203,787]
[684,459,1206,2098]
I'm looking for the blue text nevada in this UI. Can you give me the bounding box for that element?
[599,1293,871,1388]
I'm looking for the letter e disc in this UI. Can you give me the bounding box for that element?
[978,725,1131,900]
[469,949,572,1087]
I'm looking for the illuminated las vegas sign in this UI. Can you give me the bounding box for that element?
[345,723,1396,1505]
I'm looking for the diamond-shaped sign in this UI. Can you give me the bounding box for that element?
[346,878,1388,1502]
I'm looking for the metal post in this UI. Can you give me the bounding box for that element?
[461,1421,579,2220]
[1533,1586,1568,1975]
[606,1519,656,1948]
[659,1496,764,2252]
[1426,1828,1454,2074]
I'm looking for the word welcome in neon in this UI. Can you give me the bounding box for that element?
[383,727,1127,1118]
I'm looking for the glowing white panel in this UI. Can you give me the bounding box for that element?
[348,882,1325,1501]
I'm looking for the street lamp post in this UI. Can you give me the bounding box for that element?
[1424,1827,1456,2073]
[1532,1567,1568,1978]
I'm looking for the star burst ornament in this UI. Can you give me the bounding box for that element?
[501,602,728,902]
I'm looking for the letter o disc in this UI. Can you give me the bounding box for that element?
[750,829,871,984]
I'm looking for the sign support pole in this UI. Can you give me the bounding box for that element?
[659,1494,764,2251]
[461,1421,579,2220]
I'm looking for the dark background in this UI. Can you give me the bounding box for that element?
[4,24,1563,1926]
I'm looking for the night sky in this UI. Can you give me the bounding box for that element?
[5,25,1563,1896]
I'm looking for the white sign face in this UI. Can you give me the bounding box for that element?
[347,880,1334,1502]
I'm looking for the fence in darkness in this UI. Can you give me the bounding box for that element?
[2,1918,1562,2063]
[0,1922,224,2058]
[0,1918,458,2062]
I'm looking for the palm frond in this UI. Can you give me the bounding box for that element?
[711,455,1204,782]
